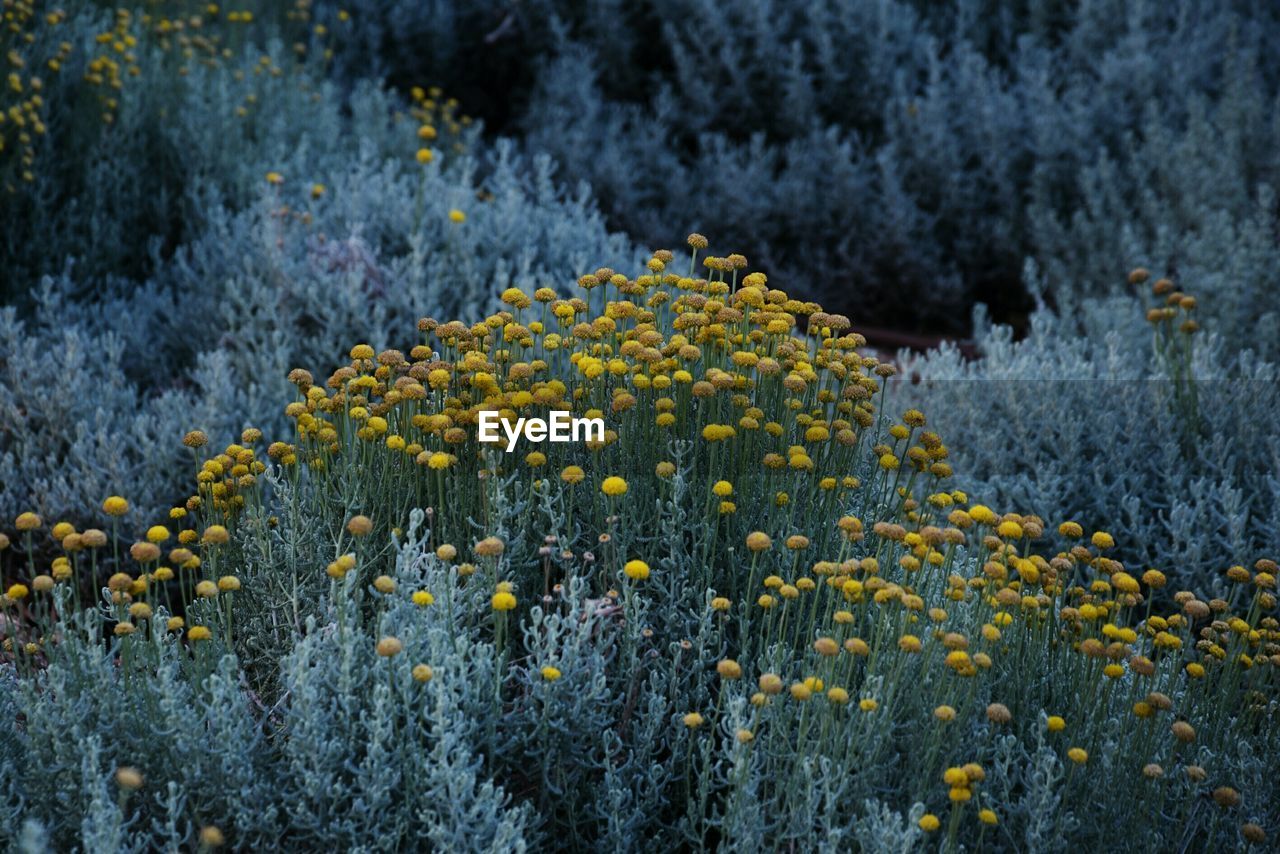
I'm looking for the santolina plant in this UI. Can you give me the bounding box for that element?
[1,240,1277,849]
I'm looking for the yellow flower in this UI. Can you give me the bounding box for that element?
[492,591,517,611]
[996,520,1023,539]
[474,536,505,557]
[1047,715,1065,732]
[968,505,997,526]
[102,496,129,516]
[130,542,161,563]
[376,636,403,657]
[201,525,229,545]
[601,476,628,496]
[541,665,562,681]
[716,659,742,680]
[1067,747,1088,764]
[265,171,283,185]
[448,208,465,223]
[145,525,169,543]
[919,814,940,832]
[624,559,650,580]
[412,664,433,682]
[859,698,878,712]
[561,466,585,484]
[1058,521,1083,538]
[6,584,29,600]
[682,712,704,728]
[412,590,435,607]
[115,766,143,790]
[327,553,357,578]
[217,575,241,592]
[416,147,434,164]
[978,809,998,825]
[188,626,212,641]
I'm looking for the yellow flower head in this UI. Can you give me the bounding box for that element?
[376,636,403,657]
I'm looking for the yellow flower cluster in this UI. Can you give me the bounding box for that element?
[0,240,1276,846]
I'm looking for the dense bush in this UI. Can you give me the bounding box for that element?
[2,248,1277,849]
[326,0,1280,341]
[902,271,1280,594]
[1,2,335,295]
[0,3,638,527]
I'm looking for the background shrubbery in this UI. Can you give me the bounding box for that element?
[902,294,1280,593]
[325,0,1280,341]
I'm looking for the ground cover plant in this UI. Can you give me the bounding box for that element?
[3,2,1280,851]
[2,244,1278,850]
